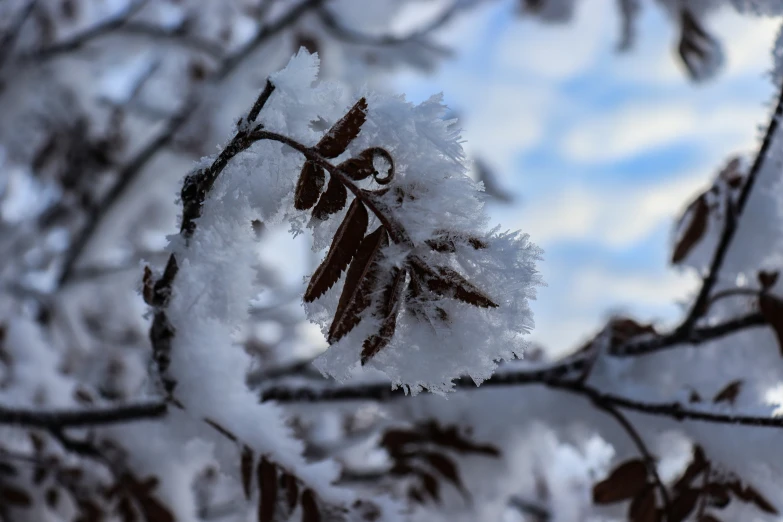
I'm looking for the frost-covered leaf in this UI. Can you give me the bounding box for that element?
[305,198,368,302]
[316,98,368,158]
[312,175,348,221]
[362,268,406,365]
[329,226,388,343]
[593,459,648,504]
[415,263,498,308]
[294,162,325,210]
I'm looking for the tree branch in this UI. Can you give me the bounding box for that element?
[677,79,783,334]
[0,402,167,428]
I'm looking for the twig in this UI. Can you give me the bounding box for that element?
[508,496,550,521]
[0,0,37,68]
[27,0,148,61]
[0,402,167,428]
[615,312,766,356]
[677,80,783,335]
[58,92,199,286]
[317,2,459,53]
[587,396,671,514]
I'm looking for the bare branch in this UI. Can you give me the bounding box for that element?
[0,402,166,428]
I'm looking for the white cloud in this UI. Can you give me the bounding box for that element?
[571,266,699,309]
[519,169,708,247]
[560,101,764,163]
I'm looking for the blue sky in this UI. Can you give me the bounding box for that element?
[393,0,781,354]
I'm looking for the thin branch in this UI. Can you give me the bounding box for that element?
[508,497,550,521]
[58,92,199,286]
[317,2,459,53]
[216,0,325,80]
[587,395,671,513]
[615,312,766,356]
[0,0,37,68]
[262,362,783,429]
[27,0,148,61]
[0,402,167,428]
[677,80,783,334]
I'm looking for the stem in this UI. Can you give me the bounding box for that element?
[0,402,167,428]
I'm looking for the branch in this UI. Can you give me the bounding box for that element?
[262,362,783,428]
[317,2,461,53]
[26,0,148,61]
[58,92,199,286]
[0,402,167,428]
[614,311,766,356]
[677,80,783,334]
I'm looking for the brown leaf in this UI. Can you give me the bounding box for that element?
[136,495,174,522]
[420,264,498,308]
[727,482,778,514]
[418,471,441,504]
[426,231,488,253]
[241,445,254,500]
[705,483,730,508]
[362,268,407,365]
[316,98,368,158]
[0,485,31,506]
[281,473,299,511]
[306,199,368,301]
[312,176,348,221]
[759,293,783,357]
[674,446,707,491]
[420,452,465,495]
[593,459,648,504]
[677,10,720,82]
[329,226,389,343]
[672,193,709,264]
[628,486,659,522]
[669,488,700,522]
[257,457,278,522]
[758,270,779,291]
[301,488,321,522]
[142,266,154,306]
[713,380,742,405]
[294,162,326,211]
[338,152,376,182]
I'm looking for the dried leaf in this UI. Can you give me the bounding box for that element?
[362,268,407,365]
[418,471,441,504]
[593,459,648,504]
[329,227,388,343]
[136,494,174,522]
[669,489,700,522]
[674,446,707,491]
[294,162,326,211]
[257,458,278,522]
[759,293,783,357]
[281,473,299,511]
[306,199,368,301]
[705,483,730,508]
[420,264,498,308]
[713,380,742,405]
[312,176,348,221]
[338,152,375,182]
[420,452,465,495]
[678,10,721,82]
[142,266,154,306]
[758,270,779,291]
[301,488,321,522]
[727,482,778,514]
[241,445,254,500]
[628,486,659,522]
[672,194,709,264]
[0,485,31,506]
[316,98,368,158]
